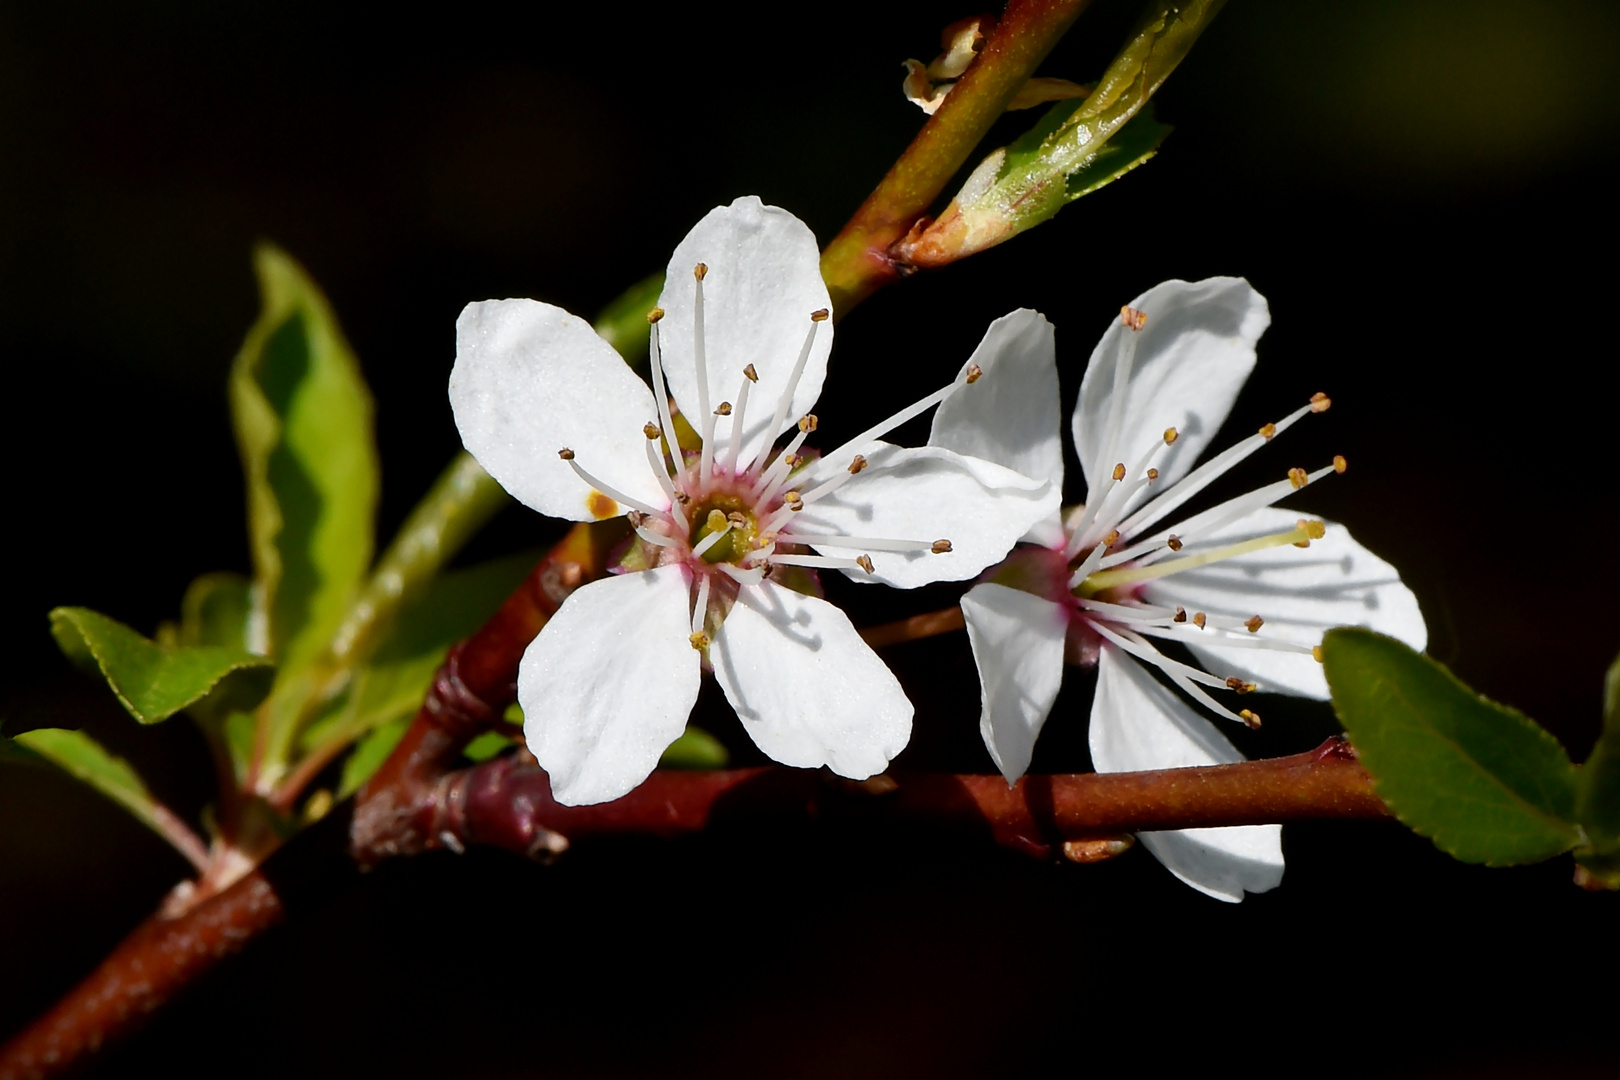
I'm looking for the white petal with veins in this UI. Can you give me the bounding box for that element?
[961,583,1069,784]
[519,565,699,806]
[1073,278,1268,516]
[1090,646,1284,903]
[799,441,1058,589]
[1142,506,1427,699]
[712,580,911,779]
[657,197,833,471]
[451,299,666,521]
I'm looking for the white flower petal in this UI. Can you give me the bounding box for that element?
[928,308,1065,492]
[961,583,1069,784]
[657,198,833,470]
[711,580,911,779]
[519,565,699,806]
[451,299,667,521]
[1141,506,1427,699]
[797,442,1059,589]
[1072,278,1269,514]
[1091,645,1284,902]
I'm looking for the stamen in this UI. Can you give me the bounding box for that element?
[751,425,813,499]
[1240,709,1262,730]
[1312,645,1325,662]
[798,414,818,433]
[1259,422,1277,440]
[817,364,981,471]
[689,632,710,651]
[1120,306,1148,331]
[643,422,660,440]
[768,553,869,571]
[1288,466,1308,490]
[1167,536,1183,551]
[562,454,661,516]
[1245,615,1264,633]
[931,539,953,553]
[1112,462,1127,482]
[788,534,937,552]
[693,265,715,486]
[724,368,754,476]
[634,523,680,548]
[1066,541,1110,591]
[1118,463,1340,568]
[1334,455,1348,473]
[1225,677,1257,694]
[1092,622,1262,728]
[716,562,765,586]
[1310,392,1331,413]
[1192,612,1207,629]
[965,363,983,384]
[691,571,712,636]
[1115,400,1321,540]
[1174,606,1187,623]
[750,314,826,473]
[1080,521,1326,594]
[714,402,732,416]
[642,435,687,529]
[647,319,681,479]
[856,555,875,574]
[848,454,868,474]
[1164,427,1179,445]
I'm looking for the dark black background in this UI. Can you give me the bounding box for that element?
[2,2,1617,1076]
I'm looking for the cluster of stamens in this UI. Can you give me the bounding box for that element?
[559,264,982,652]
[1062,305,1348,730]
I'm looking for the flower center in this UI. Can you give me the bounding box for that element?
[689,498,759,565]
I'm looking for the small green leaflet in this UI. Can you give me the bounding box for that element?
[1322,628,1580,865]
[1573,650,1620,886]
[3,728,208,868]
[49,606,272,725]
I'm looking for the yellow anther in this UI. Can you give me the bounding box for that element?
[1293,519,1313,548]
[689,632,710,651]
[1310,391,1332,413]
[1163,427,1179,445]
[1312,645,1325,663]
[1112,462,1127,482]
[1192,612,1207,630]
[965,364,983,384]
[1303,520,1326,539]
[798,414,819,433]
[1102,530,1120,547]
[1288,466,1309,489]
[557,447,576,460]
[1239,709,1262,730]
[848,454,868,474]
[1226,677,1257,694]
[1333,455,1348,474]
[644,422,661,440]
[783,490,803,508]
[714,402,732,416]
[1120,306,1148,331]
[783,453,802,468]
[931,539,953,554]
[1173,606,1187,623]
[1259,422,1278,440]
[743,364,759,382]
[647,307,665,324]
[1245,615,1264,633]
[1146,468,1159,481]
[810,308,830,322]
[856,554,875,574]
[705,509,729,532]
[755,532,777,548]
[1167,535,1183,551]
[693,263,708,281]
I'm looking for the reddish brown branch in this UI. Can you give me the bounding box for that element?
[383,736,1389,865]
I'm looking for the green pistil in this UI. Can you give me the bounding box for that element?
[1075,521,1323,598]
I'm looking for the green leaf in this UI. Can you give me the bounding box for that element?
[230,243,378,677]
[337,714,411,799]
[300,552,539,757]
[1323,628,1580,865]
[1573,650,1620,886]
[6,728,207,866]
[49,606,273,725]
[463,730,515,762]
[592,271,664,370]
[658,726,729,770]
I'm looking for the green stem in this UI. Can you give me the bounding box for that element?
[819,0,1093,318]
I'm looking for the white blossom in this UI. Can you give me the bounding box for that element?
[450,197,1058,805]
[929,280,1426,901]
